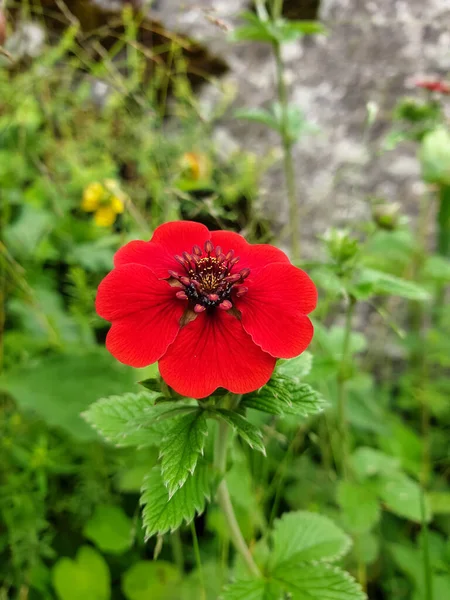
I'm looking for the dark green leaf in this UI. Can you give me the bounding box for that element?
[214,409,266,454]
[140,463,213,539]
[242,377,326,418]
[160,411,208,497]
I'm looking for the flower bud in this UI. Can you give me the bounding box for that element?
[372,201,401,231]
[420,127,450,186]
[323,228,359,265]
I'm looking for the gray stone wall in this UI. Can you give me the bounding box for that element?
[96,0,450,252]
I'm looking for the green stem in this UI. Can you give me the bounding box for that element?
[434,185,450,324]
[214,420,261,577]
[272,39,300,260]
[337,297,356,479]
[170,530,184,573]
[420,485,433,600]
[437,184,450,257]
[190,521,206,600]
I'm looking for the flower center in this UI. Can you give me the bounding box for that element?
[168,240,250,313]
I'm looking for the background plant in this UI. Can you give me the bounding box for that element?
[1,2,449,599]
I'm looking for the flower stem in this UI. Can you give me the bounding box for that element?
[170,530,184,573]
[273,39,300,260]
[420,485,433,600]
[214,419,261,577]
[337,297,356,479]
[190,521,206,600]
[434,184,450,325]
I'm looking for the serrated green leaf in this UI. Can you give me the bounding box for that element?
[277,352,313,380]
[140,463,212,539]
[82,391,174,447]
[337,481,381,534]
[222,579,283,600]
[83,505,132,554]
[356,268,430,301]
[52,546,110,600]
[215,409,266,455]
[378,474,432,523]
[274,564,366,600]
[160,411,208,498]
[270,511,352,571]
[242,377,326,418]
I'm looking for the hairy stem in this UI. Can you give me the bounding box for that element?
[337,297,356,479]
[214,419,261,577]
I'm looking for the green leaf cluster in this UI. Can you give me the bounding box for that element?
[224,511,365,600]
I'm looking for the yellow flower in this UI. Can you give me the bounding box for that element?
[94,205,119,227]
[81,182,105,212]
[81,181,125,227]
[180,152,211,181]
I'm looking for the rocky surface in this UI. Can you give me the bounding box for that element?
[95,0,450,252]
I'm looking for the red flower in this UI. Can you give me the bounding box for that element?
[96,221,317,398]
[415,79,450,94]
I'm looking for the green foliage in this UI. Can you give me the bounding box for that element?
[140,464,213,539]
[215,409,266,454]
[52,546,110,600]
[241,354,325,417]
[83,504,132,554]
[270,511,351,568]
[2,4,450,600]
[82,390,169,447]
[274,564,366,600]
[122,561,180,600]
[235,103,311,143]
[0,351,136,440]
[226,511,363,600]
[231,12,325,45]
[160,411,208,497]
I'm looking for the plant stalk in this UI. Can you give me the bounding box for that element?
[434,184,450,324]
[420,486,433,600]
[337,297,356,479]
[190,521,206,600]
[214,420,261,577]
[273,40,300,260]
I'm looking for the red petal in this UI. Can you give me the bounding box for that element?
[151,220,210,254]
[96,264,184,367]
[236,263,317,359]
[158,310,276,398]
[210,230,289,273]
[114,221,211,278]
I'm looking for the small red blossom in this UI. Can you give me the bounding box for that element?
[96,221,317,398]
[415,79,450,95]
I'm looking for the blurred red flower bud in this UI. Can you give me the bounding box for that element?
[415,79,450,95]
